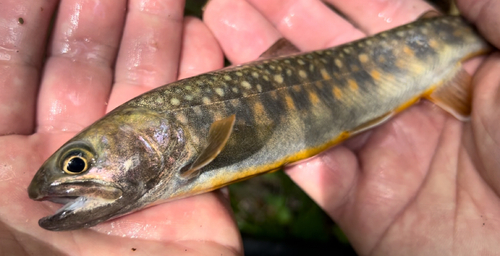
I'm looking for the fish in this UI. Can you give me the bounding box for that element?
[28,14,491,231]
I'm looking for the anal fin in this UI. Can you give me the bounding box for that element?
[425,67,472,121]
[351,111,395,135]
[260,38,301,59]
[180,115,236,179]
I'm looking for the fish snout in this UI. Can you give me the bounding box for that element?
[28,175,46,200]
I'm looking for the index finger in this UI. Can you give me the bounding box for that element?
[0,1,58,135]
[457,0,500,49]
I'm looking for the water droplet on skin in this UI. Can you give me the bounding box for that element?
[378,12,393,23]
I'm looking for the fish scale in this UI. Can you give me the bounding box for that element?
[28,15,492,230]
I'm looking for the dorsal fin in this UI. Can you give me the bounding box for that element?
[425,67,472,121]
[259,38,301,59]
[418,10,442,19]
[180,115,236,179]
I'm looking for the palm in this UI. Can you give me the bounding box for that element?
[1,0,499,255]
[0,1,240,255]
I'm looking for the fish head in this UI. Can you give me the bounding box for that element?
[28,107,188,231]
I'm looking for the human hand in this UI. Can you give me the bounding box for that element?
[203,0,500,255]
[0,1,241,255]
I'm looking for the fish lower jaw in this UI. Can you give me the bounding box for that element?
[39,196,120,231]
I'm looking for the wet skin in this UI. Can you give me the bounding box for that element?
[1,0,500,255]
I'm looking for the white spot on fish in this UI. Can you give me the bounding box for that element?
[184,95,193,101]
[236,72,243,76]
[263,75,269,81]
[299,70,307,78]
[256,84,263,92]
[215,88,225,97]
[358,54,369,63]
[252,72,259,78]
[343,48,351,54]
[224,75,232,81]
[286,69,292,76]
[232,87,239,93]
[274,75,284,83]
[270,65,276,70]
[202,97,211,104]
[284,59,291,64]
[297,59,305,65]
[170,98,180,106]
[335,59,343,68]
[241,81,252,89]
[185,85,192,91]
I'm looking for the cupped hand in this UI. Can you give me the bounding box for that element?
[203,0,500,255]
[0,1,240,255]
[2,0,500,255]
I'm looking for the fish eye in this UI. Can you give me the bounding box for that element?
[63,155,88,174]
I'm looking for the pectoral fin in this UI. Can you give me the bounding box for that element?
[180,115,236,179]
[425,67,472,121]
[260,38,301,59]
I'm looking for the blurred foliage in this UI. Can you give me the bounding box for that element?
[229,171,343,241]
[184,0,207,17]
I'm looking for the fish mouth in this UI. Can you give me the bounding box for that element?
[29,181,124,231]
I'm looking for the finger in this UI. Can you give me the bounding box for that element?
[246,0,365,50]
[324,0,434,34]
[458,0,500,194]
[457,0,500,49]
[177,17,224,80]
[0,1,58,135]
[108,0,185,110]
[203,0,281,64]
[37,0,126,133]
[471,52,500,195]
